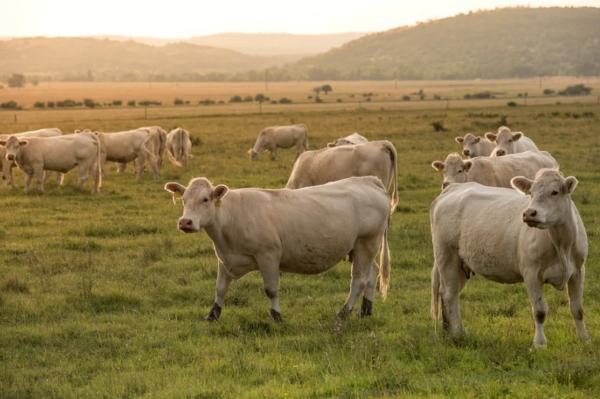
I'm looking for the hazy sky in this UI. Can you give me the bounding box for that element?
[3,0,600,37]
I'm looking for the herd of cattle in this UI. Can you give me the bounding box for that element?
[0,123,589,348]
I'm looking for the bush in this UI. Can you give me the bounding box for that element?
[402,95,411,101]
[1,101,20,109]
[127,100,136,107]
[558,84,592,96]
[465,91,494,100]
[57,99,78,107]
[174,98,184,105]
[543,89,555,95]
[34,101,45,108]
[254,94,269,102]
[83,98,96,108]
[507,101,518,107]
[336,98,343,103]
[112,100,122,106]
[139,100,161,106]
[199,99,215,106]
[315,97,323,103]
[278,97,292,104]
[243,95,253,102]
[47,101,55,108]
[432,121,448,132]
[433,94,442,100]
[229,95,243,103]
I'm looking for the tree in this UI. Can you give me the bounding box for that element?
[7,74,26,88]
[321,84,333,95]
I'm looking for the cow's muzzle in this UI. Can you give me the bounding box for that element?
[463,149,470,157]
[6,154,15,161]
[523,209,541,227]
[178,218,197,233]
[495,150,506,156]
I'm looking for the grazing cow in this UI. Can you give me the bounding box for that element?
[99,128,160,179]
[164,176,391,322]
[430,169,589,348]
[286,140,399,211]
[486,126,539,157]
[141,126,167,168]
[248,124,308,161]
[166,127,193,168]
[431,151,557,189]
[1,128,63,188]
[454,133,495,157]
[327,132,368,147]
[0,131,102,193]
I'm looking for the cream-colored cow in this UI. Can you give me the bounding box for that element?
[431,151,557,189]
[454,133,495,158]
[98,128,160,179]
[430,169,589,348]
[248,124,308,161]
[327,132,368,147]
[286,140,399,211]
[166,127,193,168]
[164,176,391,322]
[486,126,539,157]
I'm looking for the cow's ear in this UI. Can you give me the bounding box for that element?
[512,132,522,141]
[212,184,229,203]
[564,176,578,194]
[454,136,464,144]
[473,136,481,144]
[0,140,6,146]
[463,160,473,172]
[485,132,497,142]
[164,182,186,203]
[431,161,445,171]
[511,176,533,195]
[18,140,28,147]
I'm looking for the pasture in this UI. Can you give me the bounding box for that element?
[0,96,599,398]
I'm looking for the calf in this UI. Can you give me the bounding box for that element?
[430,169,589,348]
[486,126,538,156]
[165,176,391,322]
[432,151,557,189]
[248,124,308,161]
[454,133,495,157]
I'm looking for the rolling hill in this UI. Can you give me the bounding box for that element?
[294,7,600,80]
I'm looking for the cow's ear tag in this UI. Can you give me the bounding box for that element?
[215,198,222,208]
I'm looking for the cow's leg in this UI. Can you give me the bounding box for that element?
[524,274,548,348]
[56,172,64,186]
[269,147,277,161]
[23,173,32,193]
[117,162,127,174]
[361,261,379,317]
[150,156,160,180]
[206,262,232,322]
[33,167,45,192]
[256,253,283,322]
[339,239,378,319]
[436,249,466,335]
[135,154,145,179]
[77,163,89,190]
[568,267,590,342]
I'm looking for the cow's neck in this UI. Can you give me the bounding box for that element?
[547,200,578,286]
[204,199,234,251]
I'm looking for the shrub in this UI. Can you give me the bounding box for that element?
[402,95,411,101]
[315,97,323,103]
[229,95,243,103]
[543,89,555,95]
[321,84,333,94]
[199,99,215,106]
[254,94,269,102]
[465,91,494,99]
[47,101,55,108]
[336,98,343,103]
[278,97,292,104]
[432,121,448,132]
[507,101,518,107]
[83,98,96,108]
[558,84,592,96]
[433,94,441,100]
[112,100,122,106]
[0,100,19,109]
[139,100,161,106]
[243,95,253,102]
[34,101,45,108]
[174,98,184,105]
[57,99,78,107]
[127,100,136,107]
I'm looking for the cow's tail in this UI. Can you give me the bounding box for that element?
[91,132,103,190]
[379,216,391,299]
[167,129,185,167]
[431,264,441,331]
[382,140,399,212]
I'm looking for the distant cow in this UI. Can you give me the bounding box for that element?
[287,140,399,211]
[431,151,557,189]
[454,133,495,158]
[1,128,63,188]
[166,127,193,168]
[165,176,391,322]
[327,132,368,147]
[0,131,102,193]
[248,124,308,161]
[486,126,539,157]
[141,126,167,168]
[98,128,160,179]
[431,169,589,348]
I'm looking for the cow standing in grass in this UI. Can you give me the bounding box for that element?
[430,169,589,348]
[248,124,308,161]
[165,176,391,322]
[486,126,539,157]
[166,127,193,168]
[327,132,368,147]
[454,133,495,157]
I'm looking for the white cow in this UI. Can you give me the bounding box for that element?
[287,140,399,211]
[430,169,589,348]
[98,128,160,179]
[486,126,539,157]
[141,126,167,168]
[166,127,193,168]
[431,151,557,189]
[164,176,391,322]
[454,133,495,158]
[1,128,63,187]
[327,132,368,147]
[248,124,308,161]
[0,131,102,193]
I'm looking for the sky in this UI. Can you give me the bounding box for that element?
[2,0,600,38]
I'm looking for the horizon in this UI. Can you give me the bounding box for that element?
[4,1,600,39]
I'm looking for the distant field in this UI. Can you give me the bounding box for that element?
[0,95,599,397]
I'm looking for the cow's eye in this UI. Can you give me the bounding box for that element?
[457,170,462,173]
[202,198,209,202]
[551,190,559,196]
[508,139,512,143]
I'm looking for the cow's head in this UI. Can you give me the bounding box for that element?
[431,153,472,189]
[511,169,577,229]
[247,148,259,160]
[455,133,482,157]
[0,136,27,162]
[487,127,522,157]
[164,178,229,233]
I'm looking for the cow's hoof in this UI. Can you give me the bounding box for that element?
[270,309,283,323]
[360,298,373,318]
[337,305,352,320]
[205,303,222,322]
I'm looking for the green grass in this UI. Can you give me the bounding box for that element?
[1,103,599,398]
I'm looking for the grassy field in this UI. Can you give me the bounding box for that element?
[0,96,599,398]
